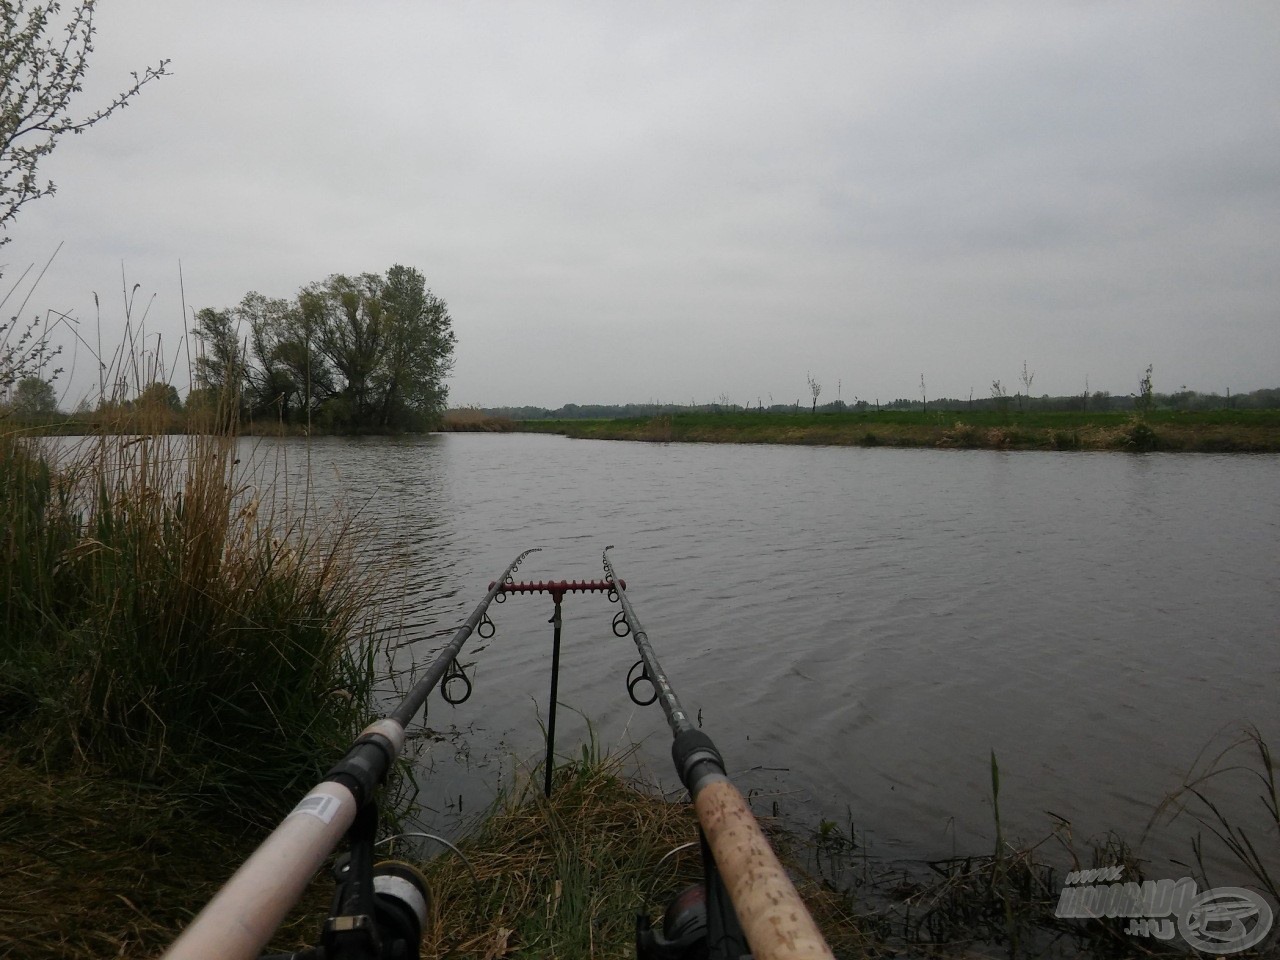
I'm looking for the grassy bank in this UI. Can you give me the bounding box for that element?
[421,746,871,960]
[0,752,340,958]
[515,409,1280,452]
[442,408,519,432]
[8,720,1277,957]
[422,737,1278,959]
[0,408,390,957]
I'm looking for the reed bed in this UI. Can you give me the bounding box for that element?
[441,409,518,432]
[1,402,383,822]
[0,395,388,957]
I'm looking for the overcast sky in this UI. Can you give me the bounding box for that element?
[7,2,1278,410]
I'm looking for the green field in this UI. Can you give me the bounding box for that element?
[515,408,1280,452]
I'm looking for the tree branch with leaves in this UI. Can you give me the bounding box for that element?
[0,1,169,242]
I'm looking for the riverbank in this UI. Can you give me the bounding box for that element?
[13,736,1276,958]
[514,409,1280,452]
[0,756,337,958]
[14,408,1279,450]
[441,408,519,432]
[6,420,1276,957]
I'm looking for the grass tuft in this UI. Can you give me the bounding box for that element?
[420,748,879,959]
[422,748,702,959]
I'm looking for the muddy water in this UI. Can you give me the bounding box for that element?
[247,432,1280,883]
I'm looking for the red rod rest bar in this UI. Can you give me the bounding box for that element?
[488,578,624,601]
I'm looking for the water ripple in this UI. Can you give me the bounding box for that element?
[246,434,1280,883]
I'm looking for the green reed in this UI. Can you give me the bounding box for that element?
[0,403,384,824]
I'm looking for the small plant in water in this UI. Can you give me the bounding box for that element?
[814,814,857,855]
[1154,723,1278,904]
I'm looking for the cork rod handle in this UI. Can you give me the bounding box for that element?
[695,779,835,960]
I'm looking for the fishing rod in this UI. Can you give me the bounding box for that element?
[162,548,540,960]
[602,547,835,960]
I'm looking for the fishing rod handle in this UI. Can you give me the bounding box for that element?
[162,782,358,960]
[162,552,536,959]
[695,779,835,960]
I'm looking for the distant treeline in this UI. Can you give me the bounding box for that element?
[481,387,1280,420]
[3,265,457,435]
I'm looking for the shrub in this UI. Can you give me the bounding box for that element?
[1124,421,1160,451]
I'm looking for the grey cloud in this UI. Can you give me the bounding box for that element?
[6,1,1278,408]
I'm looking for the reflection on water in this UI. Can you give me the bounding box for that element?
[244,433,1280,881]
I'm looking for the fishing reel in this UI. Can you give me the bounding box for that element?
[637,831,751,960]
[260,804,432,960]
[317,856,432,960]
[637,883,709,960]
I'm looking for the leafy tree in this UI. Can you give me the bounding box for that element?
[1244,388,1280,409]
[990,379,1009,414]
[238,291,307,420]
[9,374,55,415]
[249,288,333,424]
[307,273,387,426]
[1136,364,1155,418]
[198,265,454,432]
[191,308,241,391]
[0,2,169,242]
[1,310,61,394]
[0,5,163,404]
[375,264,455,429]
[137,380,180,411]
[189,307,247,425]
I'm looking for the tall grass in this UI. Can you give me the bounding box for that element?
[0,273,396,956]
[0,398,384,824]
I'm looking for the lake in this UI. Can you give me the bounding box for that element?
[246,432,1279,884]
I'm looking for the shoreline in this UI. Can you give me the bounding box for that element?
[509,409,1280,452]
[13,408,1280,452]
[14,739,1273,959]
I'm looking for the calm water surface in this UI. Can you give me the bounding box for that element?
[246,433,1279,880]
